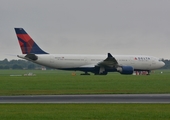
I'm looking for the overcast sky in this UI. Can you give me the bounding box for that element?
[1,0,170,60]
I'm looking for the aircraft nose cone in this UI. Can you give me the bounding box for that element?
[162,62,165,66]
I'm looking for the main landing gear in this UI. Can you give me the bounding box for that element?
[80,72,90,75]
[147,70,151,75]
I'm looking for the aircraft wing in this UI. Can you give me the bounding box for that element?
[79,53,118,68]
[97,53,118,68]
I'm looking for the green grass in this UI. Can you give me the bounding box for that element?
[0,104,170,120]
[0,69,170,95]
[0,70,170,120]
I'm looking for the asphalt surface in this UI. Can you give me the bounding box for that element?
[0,94,170,103]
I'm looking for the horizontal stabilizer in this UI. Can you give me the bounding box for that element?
[25,54,38,61]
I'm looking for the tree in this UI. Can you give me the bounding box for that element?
[12,64,23,69]
[4,65,9,69]
[27,64,35,69]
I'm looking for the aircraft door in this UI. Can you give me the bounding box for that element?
[130,57,135,66]
[50,56,55,64]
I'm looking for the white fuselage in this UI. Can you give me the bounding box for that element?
[18,54,165,71]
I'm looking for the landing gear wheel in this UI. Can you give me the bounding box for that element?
[80,72,90,75]
[147,70,151,75]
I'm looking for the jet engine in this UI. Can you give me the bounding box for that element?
[117,66,134,75]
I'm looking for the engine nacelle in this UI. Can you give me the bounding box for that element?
[117,66,134,75]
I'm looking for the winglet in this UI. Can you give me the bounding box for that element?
[108,53,113,58]
[14,28,48,54]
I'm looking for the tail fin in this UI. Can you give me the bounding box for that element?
[14,28,48,54]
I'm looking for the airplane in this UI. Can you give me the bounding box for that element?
[14,28,165,75]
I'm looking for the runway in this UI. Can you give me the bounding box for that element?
[0,94,170,103]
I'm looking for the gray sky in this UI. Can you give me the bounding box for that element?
[1,0,170,60]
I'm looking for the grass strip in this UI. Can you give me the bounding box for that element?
[0,104,170,120]
[0,70,170,95]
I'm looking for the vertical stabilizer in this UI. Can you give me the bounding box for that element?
[14,28,48,54]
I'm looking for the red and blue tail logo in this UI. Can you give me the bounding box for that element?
[14,28,48,54]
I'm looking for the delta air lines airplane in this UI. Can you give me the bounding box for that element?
[14,28,165,75]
